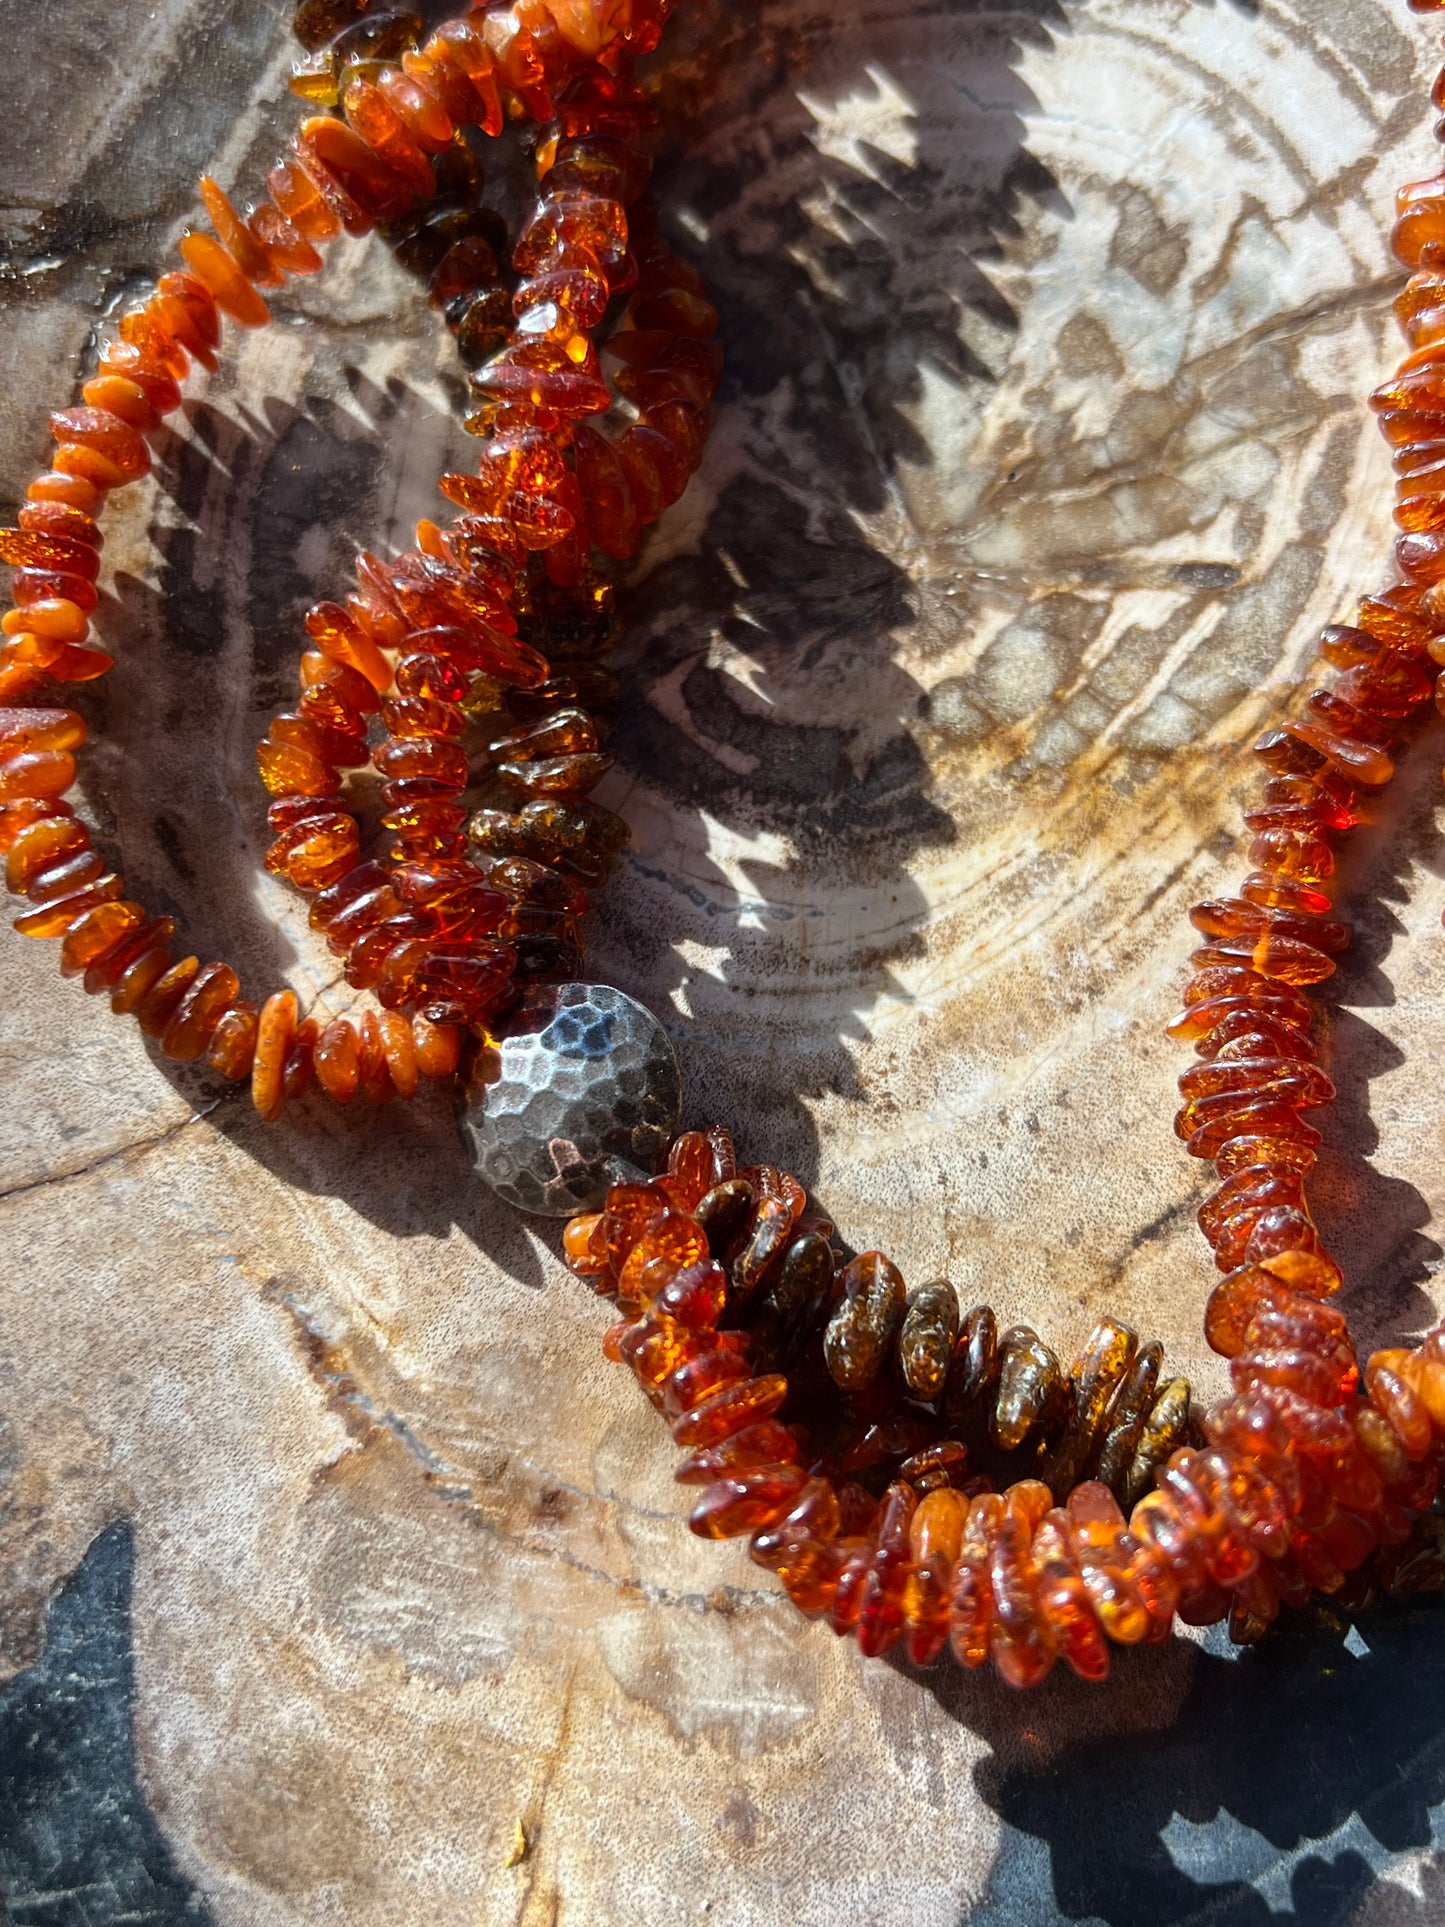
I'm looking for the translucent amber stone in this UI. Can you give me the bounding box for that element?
[1188,932,1335,986]
[823,1251,906,1391]
[948,1492,1002,1667]
[14,873,121,935]
[161,961,241,1060]
[1122,1379,1193,1508]
[411,1015,461,1078]
[0,748,76,800]
[1030,1510,1109,1681]
[909,1487,970,1565]
[298,115,418,223]
[376,1008,418,1098]
[178,232,271,326]
[199,176,284,289]
[897,1280,960,1399]
[134,955,200,1038]
[49,406,150,487]
[253,989,299,1121]
[5,812,87,889]
[1044,1319,1137,1496]
[670,1373,788,1451]
[303,600,393,690]
[283,1018,319,1100]
[616,1209,708,1312]
[57,898,144,976]
[988,1491,1056,1687]
[1063,1484,1151,1645]
[207,1002,260,1080]
[248,203,324,277]
[991,1326,1063,1451]
[689,1465,808,1540]
[255,735,337,800]
[109,944,174,1016]
[856,1482,918,1658]
[27,848,103,902]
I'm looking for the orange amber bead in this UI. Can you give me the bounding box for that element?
[199,176,283,289]
[377,1008,418,1098]
[689,1465,808,1540]
[252,989,299,1122]
[670,1374,788,1451]
[161,961,241,1061]
[14,875,122,936]
[0,749,76,800]
[314,1017,361,1104]
[135,956,200,1038]
[49,406,150,484]
[206,1002,260,1080]
[6,813,87,890]
[412,1015,461,1078]
[179,232,270,326]
[59,900,145,977]
[109,944,173,1015]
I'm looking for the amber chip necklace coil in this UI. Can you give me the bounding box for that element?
[5,0,1445,1689]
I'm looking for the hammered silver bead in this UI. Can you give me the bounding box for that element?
[458,982,682,1216]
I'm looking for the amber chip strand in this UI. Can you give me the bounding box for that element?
[0,0,702,1114]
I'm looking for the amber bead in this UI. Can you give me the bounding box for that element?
[1157,1457,1258,1588]
[266,813,359,890]
[108,944,174,1016]
[730,1195,793,1304]
[986,1487,1056,1687]
[751,1232,833,1362]
[909,1487,970,1566]
[1044,1319,1138,1496]
[677,1420,799,1487]
[266,157,341,242]
[644,1259,723,1330]
[58,899,146,977]
[252,989,299,1122]
[689,1464,809,1540]
[669,1373,788,1451]
[5,813,88,891]
[989,1326,1063,1452]
[0,748,77,801]
[160,961,241,1061]
[896,1280,960,1400]
[693,1178,754,1257]
[946,1492,1001,1667]
[248,203,323,277]
[411,1015,461,1078]
[199,176,283,289]
[1062,1483,1151,1645]
[81,916,173,996]
[175,232,270,327]
[281,1018,318,1101]
[823,1251,906,1391]
[371,1008,416,1099]
[616,1210,708,1311]
[27,849,104,903]
[1094,1341,1165,1496]
[856,1481,918,1658]
[1121,1379,1193,1509]
[14,874,122,936]
[206,1002,260,1081]
[1030,1510,1109,1681]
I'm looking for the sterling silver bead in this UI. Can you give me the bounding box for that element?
[458,982,681,1216]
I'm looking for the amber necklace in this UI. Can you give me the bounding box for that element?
[4,0,1445,1690]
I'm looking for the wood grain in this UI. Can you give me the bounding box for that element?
[2,1,1445,1921]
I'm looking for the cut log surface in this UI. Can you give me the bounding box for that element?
[1,1,1444,1922]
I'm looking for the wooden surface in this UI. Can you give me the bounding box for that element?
[3,0,1445,1921]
